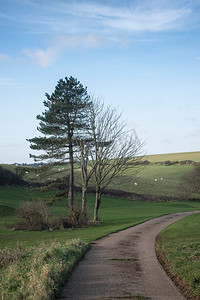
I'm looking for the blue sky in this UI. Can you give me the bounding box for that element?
[1,0,200,163]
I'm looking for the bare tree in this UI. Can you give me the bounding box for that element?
[76,139,96,215]
[87,99,144,221]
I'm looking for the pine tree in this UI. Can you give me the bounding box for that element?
[27,76,91,216]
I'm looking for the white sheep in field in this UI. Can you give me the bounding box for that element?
[155,179,157,182]
[135,182,138,185]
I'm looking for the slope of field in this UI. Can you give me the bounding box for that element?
[146,151,200,163]
[1,151,199,199]
[105,164,193,198]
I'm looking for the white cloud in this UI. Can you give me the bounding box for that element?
[0,53,11,63]
[19,1,192,67]
[103,9,191,31]
[55,34,104,48]
[60,2,192,33]
[72,2,191,32]
[23,33,105,67]
[23,48,59,68]
[8,0,193,35]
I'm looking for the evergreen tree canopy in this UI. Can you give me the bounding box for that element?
[27,76,91,163]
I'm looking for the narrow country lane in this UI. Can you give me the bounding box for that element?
[60,211,199,300]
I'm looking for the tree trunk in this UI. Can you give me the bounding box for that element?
[82,185,87,215]
[94,188,101,221]
[82,186,87,216]
[68,140,74,216]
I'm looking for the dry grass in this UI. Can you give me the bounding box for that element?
[0,239,88,300]
[146,151,200,163]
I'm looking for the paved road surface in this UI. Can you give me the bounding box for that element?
[60,211,199,300]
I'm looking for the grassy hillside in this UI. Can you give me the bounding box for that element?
[146,151,200,163]
[104,164,193,197]
[1,151,199,198]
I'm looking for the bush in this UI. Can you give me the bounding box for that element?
[68,206,89,228]
[49,216,71,230]
[49,208,89,231]
[7,200,89,231]
[14,201,50,231]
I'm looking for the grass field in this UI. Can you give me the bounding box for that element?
[1,151,200,249]
[1,186,200,249]
[1,151,200,299]
[156,213,200,299]
[1,151,200,198]
[109,151,200,197]
[99,164,193,197]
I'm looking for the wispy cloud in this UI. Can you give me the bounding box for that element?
[12,0,193,67]
[0,78,20,88]
[103,9,191,31]
[23,34,105,67]
[0,53,11,63]
[4,0,193,35]
[71,2,191,32]
[23,47,59,68]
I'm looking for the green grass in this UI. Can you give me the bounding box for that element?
[156,213,200,299]
[2,151,200,199]
[106,164,193,197]
[1,186,200,249]
[74,163,193,197]
[72,152,200,198]
[1,152,200,299]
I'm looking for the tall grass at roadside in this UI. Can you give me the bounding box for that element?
[156,213,200,299]
[0,239,88,300]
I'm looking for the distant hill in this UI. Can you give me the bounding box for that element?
[146,151,200,163]
[0,166,27,186]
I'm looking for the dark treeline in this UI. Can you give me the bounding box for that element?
[0,166,27,186]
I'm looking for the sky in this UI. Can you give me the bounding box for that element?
[1,0,200,164]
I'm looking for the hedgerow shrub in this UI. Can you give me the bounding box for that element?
[68,206,88,228]
[14,201,50,231]
[7,201,89,231]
